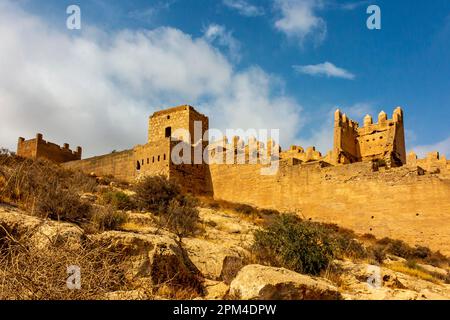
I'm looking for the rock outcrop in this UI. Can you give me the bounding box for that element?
[89,231,202,292]
[0,206,84,250]
[183,237,246,280]
[229,264,342,300]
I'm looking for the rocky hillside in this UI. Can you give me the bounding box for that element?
[0,152,449,300]
[1,203,449,300]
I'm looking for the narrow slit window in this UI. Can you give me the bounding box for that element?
[165,127,172,138]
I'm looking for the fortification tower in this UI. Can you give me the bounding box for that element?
[333,107,406,167]
[148,105,209,145]
[17,133,82,163]
[144,105,211,194]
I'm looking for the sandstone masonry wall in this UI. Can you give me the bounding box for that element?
[64,149,135,181]
[209,161,450,255]
[17,134,81,163]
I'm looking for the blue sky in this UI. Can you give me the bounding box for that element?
[0,0,449,157]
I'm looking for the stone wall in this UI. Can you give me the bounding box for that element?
[134,140,171,178]
[209,161,450,255]
[58,104,450,255]
[64,149,135,181]
[17,133,82,163]
[407,151,450,174]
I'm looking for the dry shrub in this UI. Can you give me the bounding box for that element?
[0,230,132,300]
[234,204,256,215]
[160,198,199,240]
[68,170,98,193]
[259,208,280,216]
[150,246,204,298]
[0,153,98,224]
[35,184,92,223]
[365,237,450,267]
[134,176,200,239]
[134,175,182,213]
[101,190,136,211]
[317,223,367,259]
[90,206,128,232]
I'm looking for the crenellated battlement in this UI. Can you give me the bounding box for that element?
[17,133,82,163]
[333,107,406,167]
[407,150,450,174]
[50,103,450,256]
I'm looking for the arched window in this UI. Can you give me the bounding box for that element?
[136,161,141,171]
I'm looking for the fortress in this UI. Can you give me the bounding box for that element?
[16,105,450,254]
[17,133,82,163]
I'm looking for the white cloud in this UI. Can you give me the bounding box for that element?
[339,1,370,11]
[293,62,355,79]
[274,0,327,45]
[202,24,241,62]
[223,0,265,17]
[412,136,450,159]
[128,0,176,21]
[345,102,374,118]
[0,1,303,157]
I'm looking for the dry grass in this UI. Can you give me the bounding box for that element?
[321,264,347,290]
[387,262,440,284]
[197,196,273,226]
[0,231,133,300]
[89,206,128,233]
[0,152,97,223]
[120,222,149,233]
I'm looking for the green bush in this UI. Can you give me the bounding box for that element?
[252,214,337,275]
[134,175,182,213]
[102,190,135,210]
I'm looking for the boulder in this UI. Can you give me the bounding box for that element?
[30,220,84,250]
[204,280,229,300]
[332,260,450,300]
[0,207,84,250]
[90,231,203,293]
[183,237,246,280]
[229,264,342,300]
[0,207,42,236]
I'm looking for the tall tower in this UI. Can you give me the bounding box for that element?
[332,107,406,167]
[148,105,209,144]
